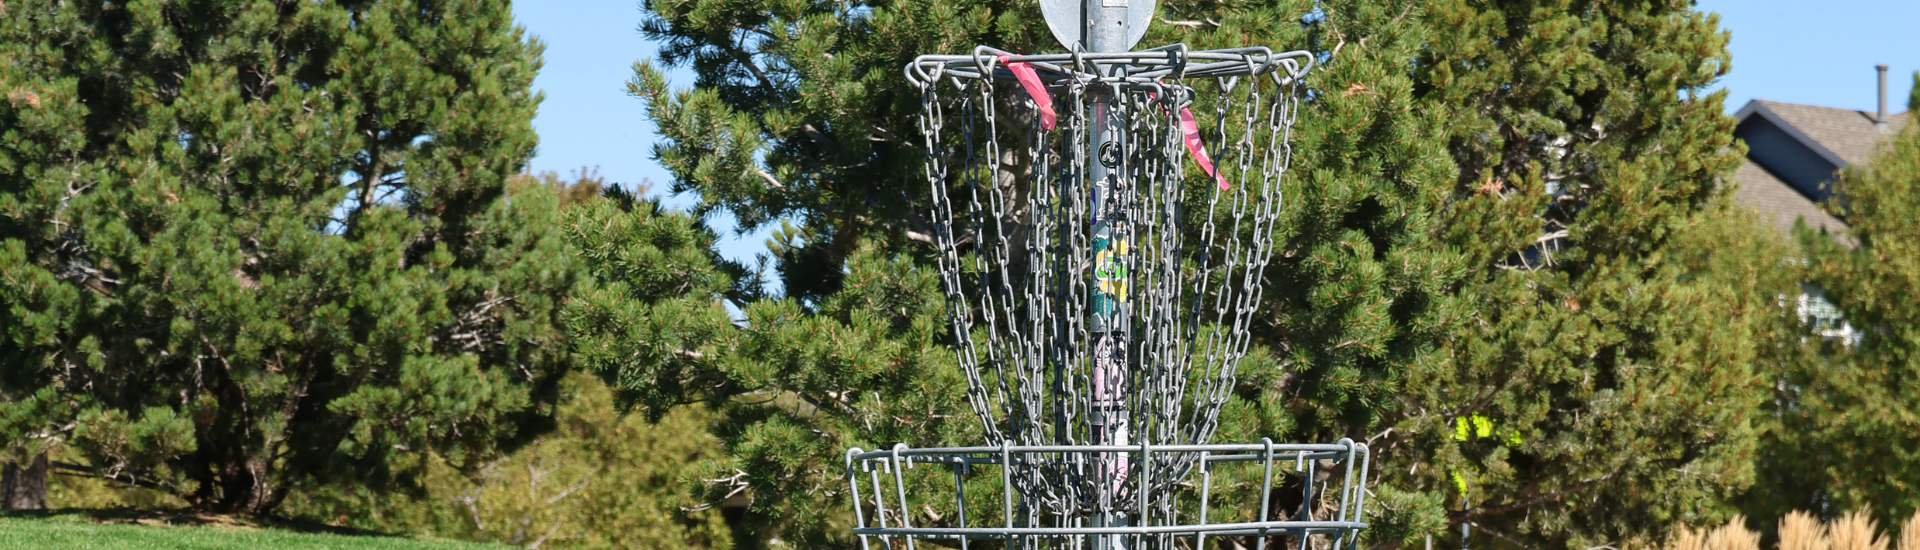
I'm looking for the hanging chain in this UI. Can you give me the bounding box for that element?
[917,50,1308,522]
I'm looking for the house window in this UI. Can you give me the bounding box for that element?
[1796,284,1856,343]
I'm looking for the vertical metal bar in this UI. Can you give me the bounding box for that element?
[1136,441,1150,524]
[1461,517,1471,550]
[1080,2,1130,548]
[955,461,970,550]
[890,445,917,550]
[1135,441,1150,550]
[870,461,892,549]
[1002,443,1015,532]
[1299,455,1314,550]
[849,450,872,550]
[1197,452,1212,550]
[1258,438,1274,550]
[1349,443,1373,550]
[1333,439,1356,550]
[1297,444,1310,550]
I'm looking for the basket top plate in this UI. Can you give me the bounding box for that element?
[1039,0,1156,53]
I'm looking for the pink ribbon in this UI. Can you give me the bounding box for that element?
[1000,60,1225,189]
[1148,90,1231,190]
[1177,106,1229,190]
[1000,55,1056,130]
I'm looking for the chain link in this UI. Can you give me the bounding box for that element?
[919,52,1305,525]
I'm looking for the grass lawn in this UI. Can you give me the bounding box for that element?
[0,511,508,550]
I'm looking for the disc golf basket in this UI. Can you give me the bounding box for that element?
[844,2,1370,549]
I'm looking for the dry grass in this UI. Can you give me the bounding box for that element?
[1671,509,1920,550]
[1897,510,1920,550]
[1709,516,1762,550]
[1669,523,1710,550]
[1781,511,1831,550]
[1830,509,1888,550]
[1668,517,1760,550]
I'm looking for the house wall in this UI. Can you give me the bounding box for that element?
[1736,117,1841,201]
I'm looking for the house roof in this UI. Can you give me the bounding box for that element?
[1736,100,1908,168]
[1731,159,1847,235]
[1728,99,1908,242]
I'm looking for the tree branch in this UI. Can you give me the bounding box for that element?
[1453,473,1613,521]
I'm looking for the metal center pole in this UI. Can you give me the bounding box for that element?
[1083,2,1131,549]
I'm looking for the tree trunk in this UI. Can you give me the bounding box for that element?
[1,452,49,510]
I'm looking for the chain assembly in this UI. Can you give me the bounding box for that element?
[846,9,1366,550]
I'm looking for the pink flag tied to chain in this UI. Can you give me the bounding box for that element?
[1147,90,1231,190]
[1176,105,1229,190]
[999,55,1056,130]
[1001,59,1225,189]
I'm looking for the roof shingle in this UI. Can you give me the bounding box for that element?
[1732,159,1848,236]
[1751,99,1907,167]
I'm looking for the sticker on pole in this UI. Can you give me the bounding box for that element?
[1038,0,1156,53]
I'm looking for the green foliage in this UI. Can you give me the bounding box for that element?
[556,171,967,547]
[707,246,969,548]
[281,372,731,550]
[620,1,1024,546]
[0,0,571,515]
[1910,71,1920,115]
[1151,1,1786,548]
[523,168,623,209]
[562,185,746,419]
[1752,112,1920,529]
[564,177,968,547]
[1366,1,1785,547]
[630,0,1051,305]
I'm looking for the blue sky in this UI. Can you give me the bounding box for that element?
[1694,0,1920,113]
[510,0,1920,296]
[509,1,760,286]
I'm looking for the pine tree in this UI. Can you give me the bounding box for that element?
[561,180,748,419]
[1373,1,1784,546]
[1750,106,1920,529]
[0,0,572,515]
[622,1,1041,546]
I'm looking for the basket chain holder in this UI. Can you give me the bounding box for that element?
[845,2,1369,549]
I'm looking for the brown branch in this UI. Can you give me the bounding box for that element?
[730,43,775,90]
[1452,473,1613,521]
[1469,522,1541,550]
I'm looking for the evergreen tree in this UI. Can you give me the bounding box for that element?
[1375,1,1783,546]
[1750,108,1920,529]
[561,177,747,419]
[1167,2,1785,547]
[0,0,572,515]
[623,1,1038,546]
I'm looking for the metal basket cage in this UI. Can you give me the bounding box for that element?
[845,439,1371,549]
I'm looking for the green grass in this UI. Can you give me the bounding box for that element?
[0,512,509,550]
